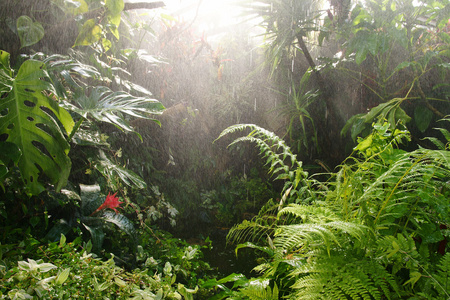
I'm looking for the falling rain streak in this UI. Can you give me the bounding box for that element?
[1,0,448,297]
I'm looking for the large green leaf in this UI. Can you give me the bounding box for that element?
[83,222,106,252]
[105,0,124,16]
[73,19,102,47]
[0,51,13,94]
[72,86,164,134]
[16,16,45,48]
[0,59,74,194]
[79,183,102,216]
[94,151,147,189]
[0,141,21,181]
[101,211,137,244]
[51,0,89,16]
[105,0,124,39]
[44,54,101,98]
[414,105,433,133]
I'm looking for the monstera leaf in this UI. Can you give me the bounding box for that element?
[72,86,164,136]
[0,54,74,195]
[0,142,21,190]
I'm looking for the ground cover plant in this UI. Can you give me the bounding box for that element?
[1,231,209,299]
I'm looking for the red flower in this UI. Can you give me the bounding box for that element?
[90,192,123,215]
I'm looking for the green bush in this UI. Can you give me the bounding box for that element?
[0,232,212,299]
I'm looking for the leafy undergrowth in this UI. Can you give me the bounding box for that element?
[0,230,215,299]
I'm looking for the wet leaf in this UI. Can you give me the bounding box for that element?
[16,16,44,48]
[114,277,127,287]
[164,261,172,275]
[363,102,391,123]
[351,121,368,140]
[83,223,105,253]
[55,268,71,285]
[354,134,373,152]
[107,14,121,40]
[393,61,414,73]
[0,59,73,194]
[102,38,112,52]
[66,0,89,15]
[414,105,433,132]
[394,106,411,126]
[105,0,124,16]
[0,142,21,166]
[73,19,102,47]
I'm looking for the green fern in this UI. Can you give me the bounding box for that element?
[216,124,318,211]
[275,205,370,254]
[227,199,279,245]
[240,279,279,300]
[216,124,304,180]
[326,137,450,236]
[218,120,450,299]
[433,252,450,298]
[426,116,450,150]
[290,251,400,300]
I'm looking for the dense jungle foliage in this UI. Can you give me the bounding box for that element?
[0,0,449,299]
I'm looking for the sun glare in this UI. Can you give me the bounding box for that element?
[162,0,243,35]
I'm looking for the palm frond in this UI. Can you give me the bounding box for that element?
[94,150,147,189]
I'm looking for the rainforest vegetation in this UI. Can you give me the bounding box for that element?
[0,0,449,299]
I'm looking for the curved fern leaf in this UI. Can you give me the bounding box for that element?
[240,279,278,300]
[275,204,369,253]
[433,253,450,298]
[227,200,279,245]
[291,253,399,300]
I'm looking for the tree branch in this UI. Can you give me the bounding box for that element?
[81,2,166,22]
[296,34,331,103]
[123,2,166,11]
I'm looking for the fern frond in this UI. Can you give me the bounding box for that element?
[216,124,302,179]
[274,223,337,252]
[227,199,280,245]
[229,136,286,175]
[433,252,450,298]
[290,253,400,300]
[327,146,450,233]
[274,221,368,254]
[227,220,275,245]
[240,279,278,300]
[426,137,446,150]
[215,124,262,141]
[275,204,369,253]
[278,204,339,223]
